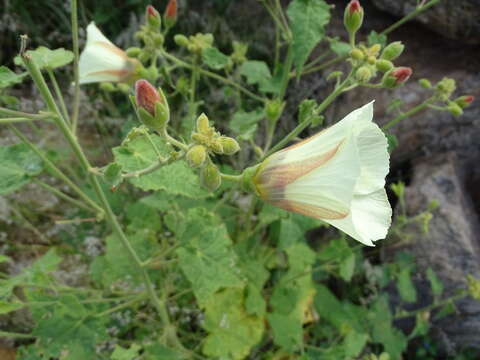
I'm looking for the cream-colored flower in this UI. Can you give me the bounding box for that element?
[79,22,139,84]
[252,102,391,246]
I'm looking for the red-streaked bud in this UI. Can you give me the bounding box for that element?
[382,67,412,88]
[455,95,474,109]
[146,5,161,28]
[164,0,178,27]
[135,79,161,116]
[344,0,364,34]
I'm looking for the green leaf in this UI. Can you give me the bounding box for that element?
[239,60,271,86]
[0,66,26,88]
[202,288,265,360]
[344,331,368,357]
[287,0,331,74]
[426,267,443,297]
[202,47,230,70]
[176,208,244,306]
[111,344,141,360]
[0,301,23,314]
[229,109,264,141]
[368,30,388,48]
[329,39,351,57]
[397,267,417,303]
[113,133,209,198]
[278,218,304,249]
[144,344,185,360]
[15,47,74,69]
[0,144,43,195]
[339,253,356,282]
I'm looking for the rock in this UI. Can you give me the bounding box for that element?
[392,154,480,353]
[370,0,480,44]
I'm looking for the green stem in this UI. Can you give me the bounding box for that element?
[0,117,39,124]
[220,173,242,182]
[70,0,81,133]
[47,68,70,124]
[0,107,52,119]
[9,125,104,217]
[161,51,266,103]
[0,331,35,339]
[278,45,294,99]
[382,99,433,130]
[95,294,146,317]
[381,0,442,36]
[33,178,95,214]
[298,55,345,77]
[394,292,466,320]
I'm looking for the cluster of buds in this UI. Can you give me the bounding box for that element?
[133,79,170,132]
[174,33,214,55]
[187,114,240,191]
[231,41,248,65]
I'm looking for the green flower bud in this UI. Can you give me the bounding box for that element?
[435,77,456,101]
[174,34,190,48]
[99,82,116,92]
[367,55,376,65]
[219,136,240,155]
[419,78,432,89]
[265,99,285,123]
[375,59,394,73]
[196,113,210,134]
[153,34,164,47]
[186,145,207,168]
[201,163,221,191]
[210,140,224,155]
[117,83,131,94]
[381,41,404,61]
[355,66,372,83]
[231,41,248,64]
[467,275,480,300]
[344,0,364,35]
[350,48,364,61]
[126,47,142,58]
[454,95,474,109]
[368,44,382,57]
[447,102,463,117]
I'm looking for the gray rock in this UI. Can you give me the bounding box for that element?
[371,0,480,44]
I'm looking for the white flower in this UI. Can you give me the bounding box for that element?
[79,22,139,84]
[252,102,391,246]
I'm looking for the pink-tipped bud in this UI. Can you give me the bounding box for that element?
[146,5,161,28]
[347,0,361,15]
[344,0,364,34]
[165,0,178,24]
[135,79,161,116]
[392,67,412,84]
[455,95,474,109]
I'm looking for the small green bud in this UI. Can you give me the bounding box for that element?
[381,41,404,61]
[219,136,240,155]
[454,95,474,109]
[99,82,116,92]
[153,34,164,47]
[349,48,364,61]
[467,275,480,300]
[435,77,456,101]
[231,41,248,64]
[419,78,432,89]
[344,1,364,35]
[265,99,285,123]
[376,59,393,72]
[147,66,159,82]
[368,44,382,57]
[191,133,208,144]
[174,34,190,47]
[186,145,207,168]
[367,55,376,65]
[201,163,221,191]
[447,102,463,117]
[355,66,372,83]
[196,113,210,134]
[126,47,142,58]
[117,83,131,94]
[210,140,224,154]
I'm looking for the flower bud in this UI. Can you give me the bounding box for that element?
[344,0,364,35]
[174,34,190,48]
[367,55,376,65]
[447,102,463,117]
[196,113,210,134]
[210,140,224,155]
[350,48,364,61]
[186,145,207,168]
[135,79,170,131]
[201,163,221,191]
[146,5,161,29]
[153,34,164,47]
[435,77,456,101]
[355,66,372,83]
[99,82,116,92]
[219,136,240,155]
[418,78,432,89]
[381,41,404,61]
[265,99,285,123]
[382,67,412,88]
[126,47,142,58]
[454,95,474,109]
[164,0,178,28]
[375,59,393,73]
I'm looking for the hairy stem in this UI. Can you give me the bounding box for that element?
[70,0,81,133]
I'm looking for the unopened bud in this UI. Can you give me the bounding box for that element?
[367,55,376,65]
[419,78,432,89]
[174,34,190,48]
[454,95,474,109]
[153,34,164,47]
[265,99,285,123]
[135,79,170,130]
[219,137,240,155]
[186,145,207,168]
[146,5,161,29]
[117,83,131,94]
[135,79,161,116]
[210,140,224,155]
[196,113,210,134]
[201,163,221,191]
[382,67,412,88]
[381,41,404,61]
[355,66,372,83]
[164,0,178,28]
[368,44,381,57]
[350,48,364,61]
[344,0,364,35]
[99,82,116,92]
[376,59,393,72]
[447,102,463,117]
[126,47,142,58]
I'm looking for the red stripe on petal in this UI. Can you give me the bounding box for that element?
[273,199,348,220]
